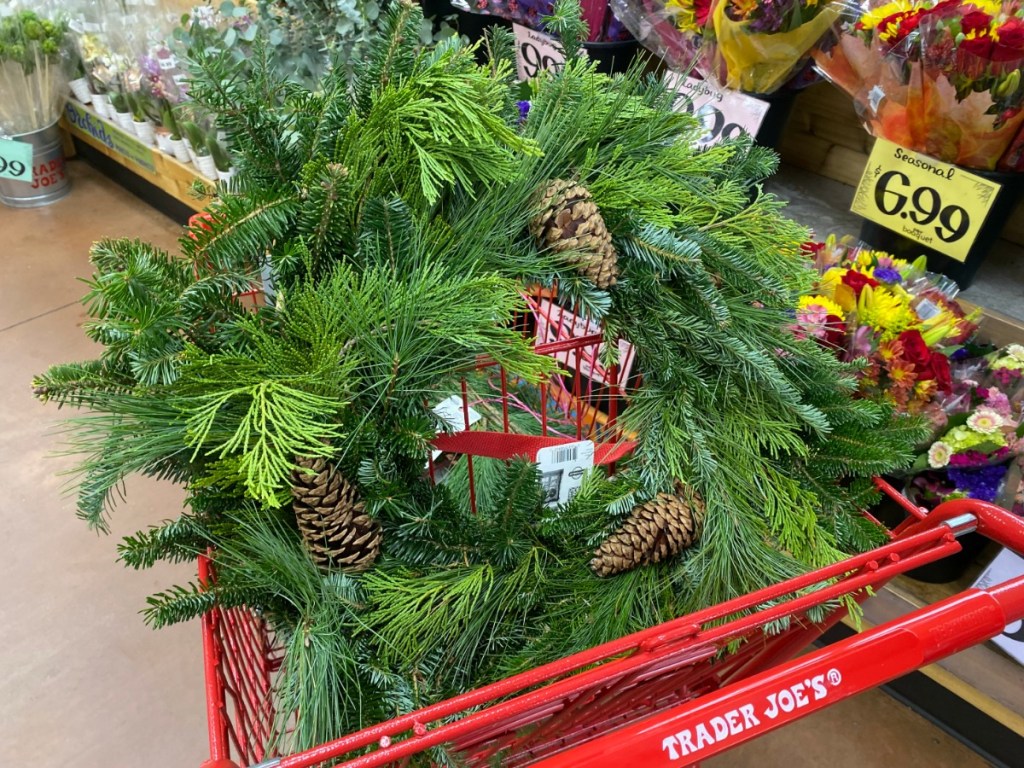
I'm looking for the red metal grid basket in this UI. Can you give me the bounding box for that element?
[196,296,1024,768]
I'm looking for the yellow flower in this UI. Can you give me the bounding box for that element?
[798,294,845,320]
[858,0,919,31]
[856,251,873,267]
[857,284,918,339]
[969,0,1003,17]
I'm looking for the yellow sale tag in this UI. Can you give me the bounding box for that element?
[850,138,1002,263]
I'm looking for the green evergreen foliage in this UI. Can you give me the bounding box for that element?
[35,0,929,754]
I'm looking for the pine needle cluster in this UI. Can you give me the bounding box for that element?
[35,0,926,754]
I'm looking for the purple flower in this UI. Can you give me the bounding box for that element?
[948,464,1008,502]
[517,100,531,123]
[140,55,161,78]
[873,266,903,284]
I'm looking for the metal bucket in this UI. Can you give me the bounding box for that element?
[0,121,71,208]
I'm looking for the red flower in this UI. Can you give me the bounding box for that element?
[894,12,924,43]
[929,351,952,393]
[824,315,846,349]
[841,269,880,297]
[695,0,713,27]
[897,329,932,372]
[924,0,963,20]
[960,11,993,36]
[993,18,1024,63]
[959,33,994,60]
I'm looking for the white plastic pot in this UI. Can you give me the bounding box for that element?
[195,154,218,180]
[113,111,135,134]
[69,77,93,104]
[91,94,111,119]
[170,138,191,164]
[133,120,155,146]
[155,131,175,155]
[216,167,237,186]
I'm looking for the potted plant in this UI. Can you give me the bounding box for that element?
[0,6,73,207]
[163,104,192,164]
[108,86,135,133]
[68,54,92,104]
[181,119,217,179]
[154,100,176,156]
[207,133,236,185]
[127,90,155,146]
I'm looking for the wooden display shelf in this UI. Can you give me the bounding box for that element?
[61,99,214,213]
[778,83,1024,248]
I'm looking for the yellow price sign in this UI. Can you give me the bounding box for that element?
[851,138,1002,263]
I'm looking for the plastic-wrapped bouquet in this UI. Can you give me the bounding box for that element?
[701,0,843,93]
[910,354,1024,506]
[0,3,72,134]
[611,0,712,69]
[795,236,978,412]
[814,0,1024,171]
[470,0,634,40]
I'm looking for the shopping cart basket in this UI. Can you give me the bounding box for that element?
[196,298,1024,768]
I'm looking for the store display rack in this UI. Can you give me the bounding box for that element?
[61,98,213,213]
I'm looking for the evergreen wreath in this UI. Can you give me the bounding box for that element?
[35,0,926,755]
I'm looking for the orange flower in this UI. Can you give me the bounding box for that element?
[878,338,905,364]
[887,358,917,391]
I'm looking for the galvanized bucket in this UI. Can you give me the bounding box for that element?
[0,121,71,208]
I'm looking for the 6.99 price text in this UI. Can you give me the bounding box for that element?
[873,170,970,244]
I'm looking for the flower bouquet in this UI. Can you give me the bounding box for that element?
[911,355,1024,508]
[0,4,72,135]
[468,0,634,41]
[700,0,844,94]
[796,236,979,413]
[813,0,1024,171]
[611,0,712,70]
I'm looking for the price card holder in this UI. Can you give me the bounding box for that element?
[851,138,1001,263]
[513,24,568,80]
[0,138,33,182]
[666,73,770,147]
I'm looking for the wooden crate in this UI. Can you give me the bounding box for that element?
[62,99,214,213]
[779,83,1024,248]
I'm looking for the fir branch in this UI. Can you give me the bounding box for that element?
[118,515,211,570]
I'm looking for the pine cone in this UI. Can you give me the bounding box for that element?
[590,488,705,577]
[530,179,619,289]
[291,457,381,573]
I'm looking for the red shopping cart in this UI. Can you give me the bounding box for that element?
[196,297,1024,768]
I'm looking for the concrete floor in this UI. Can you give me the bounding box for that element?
[0,160,1001,767]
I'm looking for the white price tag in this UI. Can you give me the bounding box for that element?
[431,395,482,461]
[158,54,178,70]
[537,440,594,508]
[666,74,770,147]
[974,548,1024,665]
[513,24,567,80]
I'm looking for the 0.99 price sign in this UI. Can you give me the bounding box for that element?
[851,138,1001,263]
[513,24,569,80]
[665,74,769,147]
[0,137,33,182]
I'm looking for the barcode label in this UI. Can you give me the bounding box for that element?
[536,440,594,508]
[553,446,578,464]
